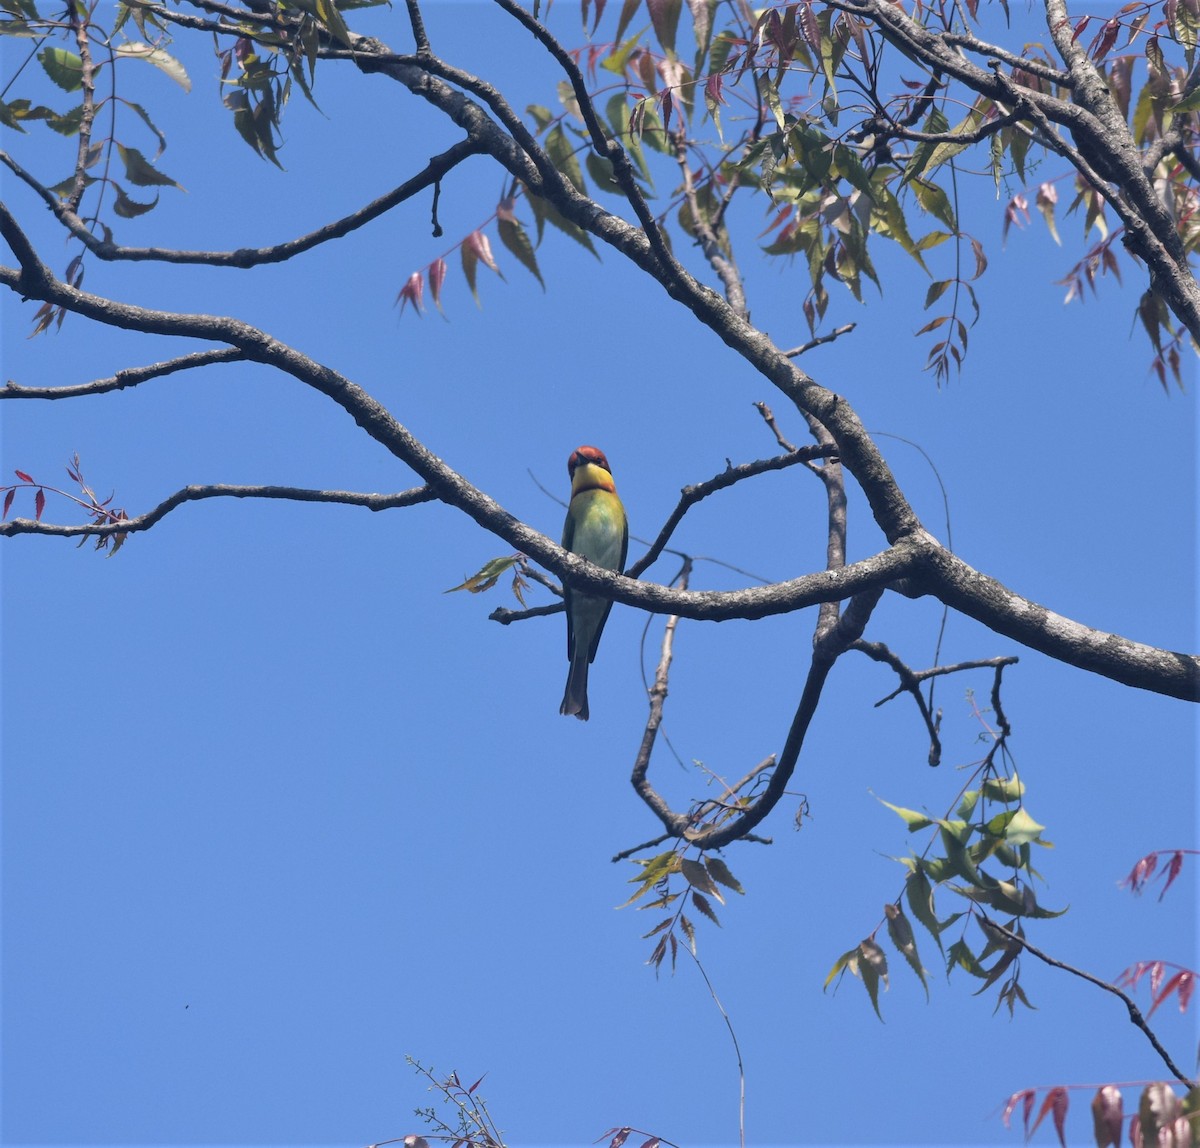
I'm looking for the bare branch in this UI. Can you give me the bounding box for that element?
[0,140,484,266]
[630,567,692,840]
[673,128,748,320]
[980,915,1197,1088]
[852,639,944,766]
[0,483,437,539]
[753,402,799,453]
[628,446,837,579]
[782,324,858,358]
[4,197,1195,695]
[2,348,247,399]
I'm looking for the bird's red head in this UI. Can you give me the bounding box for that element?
[568,445,612,476]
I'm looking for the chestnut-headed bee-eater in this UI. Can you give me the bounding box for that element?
[559,445,628,721]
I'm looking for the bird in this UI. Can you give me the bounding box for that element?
[559,445,628,721]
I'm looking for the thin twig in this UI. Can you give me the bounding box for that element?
[980,916,1197,1088]
[0,140,484,266]
[782,322,858,358]
[628,446,836,579]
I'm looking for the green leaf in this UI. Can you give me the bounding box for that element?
[858,937,888,1020]
[605,93,651,184]
[544,124,587,194]
[869,179,929,272]
[680,857,722,900]
[313,0,353,47]
[912,227,950,250]
[111,181,159,218]
[38,47,83,92]
[885,903,928,998]
[823,945,859,990]
[223,89,283,167]
[618,850,679,907]
[602,30,643,76]
[525,104,555,133]
[0,97,29,131]
[522,183,598,255]
[911,177,956,230]
[704,856,744,895]
[904,867,945,953]
[876,796,935,832]
[46,172,94,198]
[117,98,166,157]
[496,217,544,288]
[1008,124,1031,183]
[980,772,1024,802]
[691,889,721,926]
[114,41,191,91]
[956,788,981,822]
[985,807,1046,847]
[815,7,839,96]
[585,150,621,194]
[116,143,181,188]
[945,938,987,979]
[444,555,520,595]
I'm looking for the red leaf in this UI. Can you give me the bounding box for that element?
[1072,15,1090,40]
[799,1,821,53]
[34,488,45,521]
[396,271,424,316]
[1030,1086,1069,1148]
[1148,969,1194,1017]
[2,489,14,520]
[467,1073,486,1095]
[1002,1089,1037,1133]
[429,259,447,312]
[1175,970,1195,1012]
[1088,17,1119,60]
[1092,1085,1123,1148]
[464,229,500,274]
[1157,850,1185,900]
[607,1130,631,1148]
[1121,852,1157,892]
[14,469,33,483]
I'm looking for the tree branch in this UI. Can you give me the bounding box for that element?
[2,347,247,398]
[0,139,484,266]
[980,915,1197,1088]
[915,541,1200,702]
[628,446,837,579]
[0,483,437,539]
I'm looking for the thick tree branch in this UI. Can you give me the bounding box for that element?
[915,540,1199,702]
[349,32,924,548]
[2,167,1194,697]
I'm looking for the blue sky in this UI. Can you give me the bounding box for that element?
[1,3,1197,1147]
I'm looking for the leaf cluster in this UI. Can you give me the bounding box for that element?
[827,767,1060,1018]
[622,845,746,972]
[2,454,129,554]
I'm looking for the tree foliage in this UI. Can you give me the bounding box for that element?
[1,0,1197,1142]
